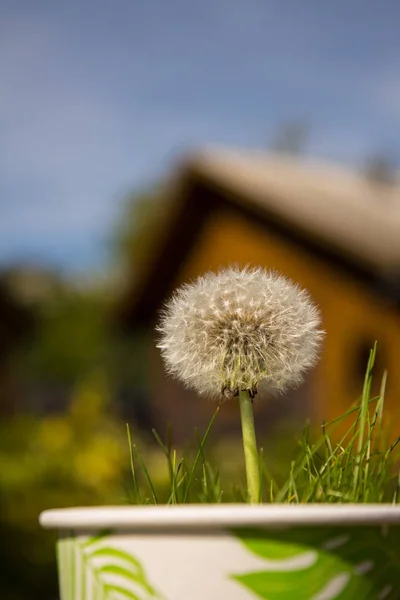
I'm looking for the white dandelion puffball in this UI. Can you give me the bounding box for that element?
[157,267,324,400]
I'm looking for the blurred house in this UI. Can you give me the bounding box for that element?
[119,147,400,441]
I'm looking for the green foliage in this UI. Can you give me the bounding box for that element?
[0,374,135,600]
[112,186,168,275]
[126,345,400,505]
[19,288,112,381]
[126,409,223,504]
[270,345,399,504]
[0,372,134,511]
[15,281,150,401]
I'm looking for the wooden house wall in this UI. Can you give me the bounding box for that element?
[155,205,400,435]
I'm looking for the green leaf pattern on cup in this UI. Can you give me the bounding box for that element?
[231,526,400,599]
[55,526,400,599]
[57,530,163,600]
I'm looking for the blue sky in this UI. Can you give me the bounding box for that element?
[1,0,399,275]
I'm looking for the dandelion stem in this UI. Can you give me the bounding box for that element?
[238,390,260,503]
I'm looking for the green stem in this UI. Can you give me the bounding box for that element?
[238,390,261,503]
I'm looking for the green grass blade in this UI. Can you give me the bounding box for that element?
[182,407,219,502]
[133,444,158,504]
[126,423,141,504]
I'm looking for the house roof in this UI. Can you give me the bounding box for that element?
[190,147,400,273]
[119,147,400,328]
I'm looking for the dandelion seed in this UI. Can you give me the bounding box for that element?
[157,266,324,400]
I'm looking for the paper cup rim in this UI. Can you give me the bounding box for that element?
[39,503,400,531]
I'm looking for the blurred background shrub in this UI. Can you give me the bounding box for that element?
[0,373,131,600]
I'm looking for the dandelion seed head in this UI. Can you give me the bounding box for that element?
[157,266,324,400]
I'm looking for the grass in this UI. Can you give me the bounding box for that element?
[126,345,400,504]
